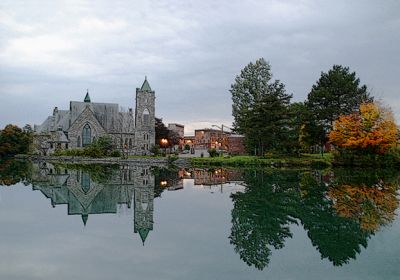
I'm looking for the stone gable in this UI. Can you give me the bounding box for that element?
[68,106,107,148]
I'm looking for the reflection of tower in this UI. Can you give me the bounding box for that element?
[134,166,154,245]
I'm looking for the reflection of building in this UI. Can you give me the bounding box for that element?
[188,168,244,186]
[133,166,154,245]
[34,78,156,155]
[30,163,155,244]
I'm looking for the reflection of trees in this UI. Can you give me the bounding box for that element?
[53,163,119,183]
[328,169,399,231]
[152,167,180,197]
[0,160,31,186]
[229,170,299,270]
[296,172,372,266]
[230,168,399,269]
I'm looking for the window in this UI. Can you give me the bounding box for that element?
[77,136,81,147]
[82,124,91,147]
[129,138,132,149]
[142,108,150,125]
[81,173,90,193]
[65,143,68,149]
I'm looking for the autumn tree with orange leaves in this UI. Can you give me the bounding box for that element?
[329,102,398,155]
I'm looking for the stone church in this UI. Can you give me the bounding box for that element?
[34,78,156,155]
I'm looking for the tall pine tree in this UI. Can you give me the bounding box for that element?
[304,65,372,151]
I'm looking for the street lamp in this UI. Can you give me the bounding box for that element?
[161,138,168,155]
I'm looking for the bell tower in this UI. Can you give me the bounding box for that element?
[135,77,155,154]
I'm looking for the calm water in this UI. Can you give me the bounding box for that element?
[0,160,399,280]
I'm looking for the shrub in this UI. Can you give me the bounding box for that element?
[208,148,220,158]
[109,150,121,157]
[167,155,178,164]
[150,144,161,156]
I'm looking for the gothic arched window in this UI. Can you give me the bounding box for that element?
[82,124,91,147]
[142,108,150,125]
[77,136,81,147]
[81,173,91,193]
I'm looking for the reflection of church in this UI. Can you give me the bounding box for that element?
[30,162,154,244]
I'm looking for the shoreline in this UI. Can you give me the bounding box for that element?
[14,154,189,167]
[13,154,330,169]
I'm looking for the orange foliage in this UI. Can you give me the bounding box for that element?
[329,102,398,154]
[328,183,398,231]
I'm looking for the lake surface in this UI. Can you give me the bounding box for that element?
[0,160,399,280]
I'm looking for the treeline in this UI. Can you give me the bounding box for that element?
[230,58,399,164]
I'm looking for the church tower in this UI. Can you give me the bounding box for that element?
[135,77,156,155]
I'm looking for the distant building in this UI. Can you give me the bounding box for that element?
[227,134,246,155]
[183,136,195,146]
[194,128,229,150]
[168,123,184,138]
[168,123,184,149]
[34,78,156,155]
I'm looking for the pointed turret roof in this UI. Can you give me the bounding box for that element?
[84,90,91,103]
[138,228,150,245]
[140,76,152,91]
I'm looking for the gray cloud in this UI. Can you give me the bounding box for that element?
[1,0,399,134]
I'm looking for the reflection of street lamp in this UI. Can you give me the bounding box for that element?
[161,138,168,155]
[160,180,168,187]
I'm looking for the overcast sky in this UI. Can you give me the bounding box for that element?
[0,0,399,135]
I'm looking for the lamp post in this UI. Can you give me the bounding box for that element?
[161,138,168,156]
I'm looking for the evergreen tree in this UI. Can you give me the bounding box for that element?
[230,58,292,155]
[305,65,372,150]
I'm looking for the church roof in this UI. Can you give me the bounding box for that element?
[138,228,150,245]
[84,91,91,103]
[141,77,152,92]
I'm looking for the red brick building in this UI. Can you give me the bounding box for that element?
[227,134,246,155]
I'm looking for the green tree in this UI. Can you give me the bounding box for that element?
[286,102,307,154]
[0,124,32,159]
[305,65,372,151]
[230,58,292,155]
